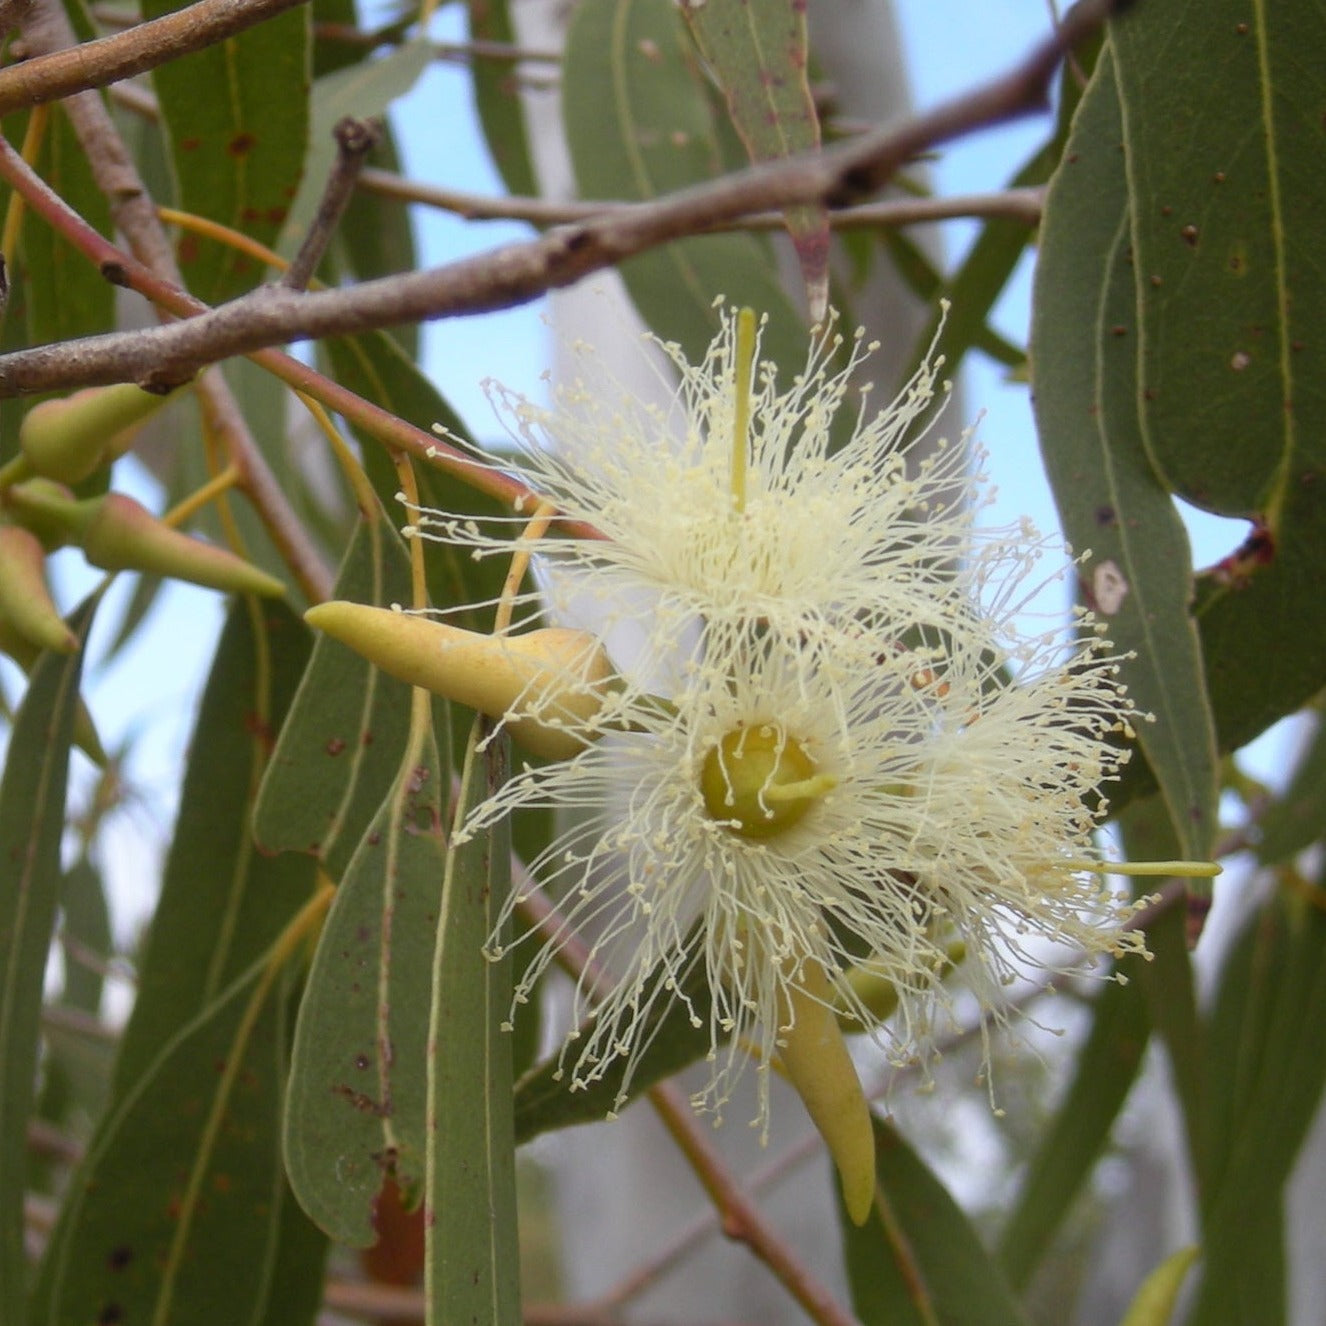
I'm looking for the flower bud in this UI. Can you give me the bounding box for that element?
[79,494,285,597]
[304,602,614,761]
[777,958,876,1226]
[0,524,77,654]
[20,383,180,484]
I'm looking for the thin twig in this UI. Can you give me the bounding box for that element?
[0,0,1118,396]
[0,0,310,114]
[0,135,604,537]
[359,168,1044,231]
[284,117,381,292]
[14,0,335,601]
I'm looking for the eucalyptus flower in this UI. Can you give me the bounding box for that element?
[359,305,1217,1224]
[407,306,988,674]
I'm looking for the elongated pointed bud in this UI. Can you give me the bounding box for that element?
[20,383,180,484]
[80,494,285,597]
[1119,1247,1199,1326]
[778,959,876,1225]
[304,602,614,760]
[0,525,77,654]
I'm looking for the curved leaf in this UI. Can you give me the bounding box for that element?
[425,719,519,1326]
[1031,46,1218,856]
[1112,2,1326,754]
[282,692,450,1247]
[843,1117,1031,1326]
[0,601,94,1326]
[145,0,310,303]
[563,0,806,370]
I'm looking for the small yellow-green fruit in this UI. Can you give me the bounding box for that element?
[79,494,285,597]
[304,602,614,761]
[3,478,82,550]
[778,959,876,1226]
[0,524,77,654]
[20,383,180,485]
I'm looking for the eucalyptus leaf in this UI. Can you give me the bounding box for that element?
[144,0,310,302]
[0,601,94,1326]
[844,1117,1031,1326]
[283,691,450,1247]
[425,718,520,1326]
[1031,46,1218,856]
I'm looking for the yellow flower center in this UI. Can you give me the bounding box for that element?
[700,723,835,840]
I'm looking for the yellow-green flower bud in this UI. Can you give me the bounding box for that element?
[79,494,285,598]
[304,602,614,761]
[0,524,77,654]
[19,383,180,485]
[777,958,876,1226]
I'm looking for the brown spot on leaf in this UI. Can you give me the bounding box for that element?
[107,1245,133,1271]
[227,132,257,157]
[326,737,347,756]
[1180,224,1199,246]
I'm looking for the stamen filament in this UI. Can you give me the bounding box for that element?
[730,307,757,515]
[1065,859,1222,879]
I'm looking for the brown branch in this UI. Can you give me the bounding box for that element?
[0,130,604,537]
[283,117,380,292]
[0,0,310,114]
[13,0,334,600]
[358,167,1045,230]
[0,0,1116,397]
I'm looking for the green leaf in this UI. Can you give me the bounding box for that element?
[995,964,1150,1290]
[144,0,310,303]
[562,0,806,371]
[254,516,418,879]
[467,0,538,197]
[32,961,324,1326]
[1031,46,1218,856]
[1112,2,1326,754]
[0,601,93,1326]
[1188,889,1326,1325]
[1256,714,1326,865]
[425,718,520,1326]
[23,108,114,345]
[282,691,450,1246]
[111,599,314,1095]
[843,1117,1031,1326]
[681,0,828,316]
[31,598,327,1326]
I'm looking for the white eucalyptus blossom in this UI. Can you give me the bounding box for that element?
[408,304,992,676]
[385,305,1215,1193]
[464,586,1146,1130]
